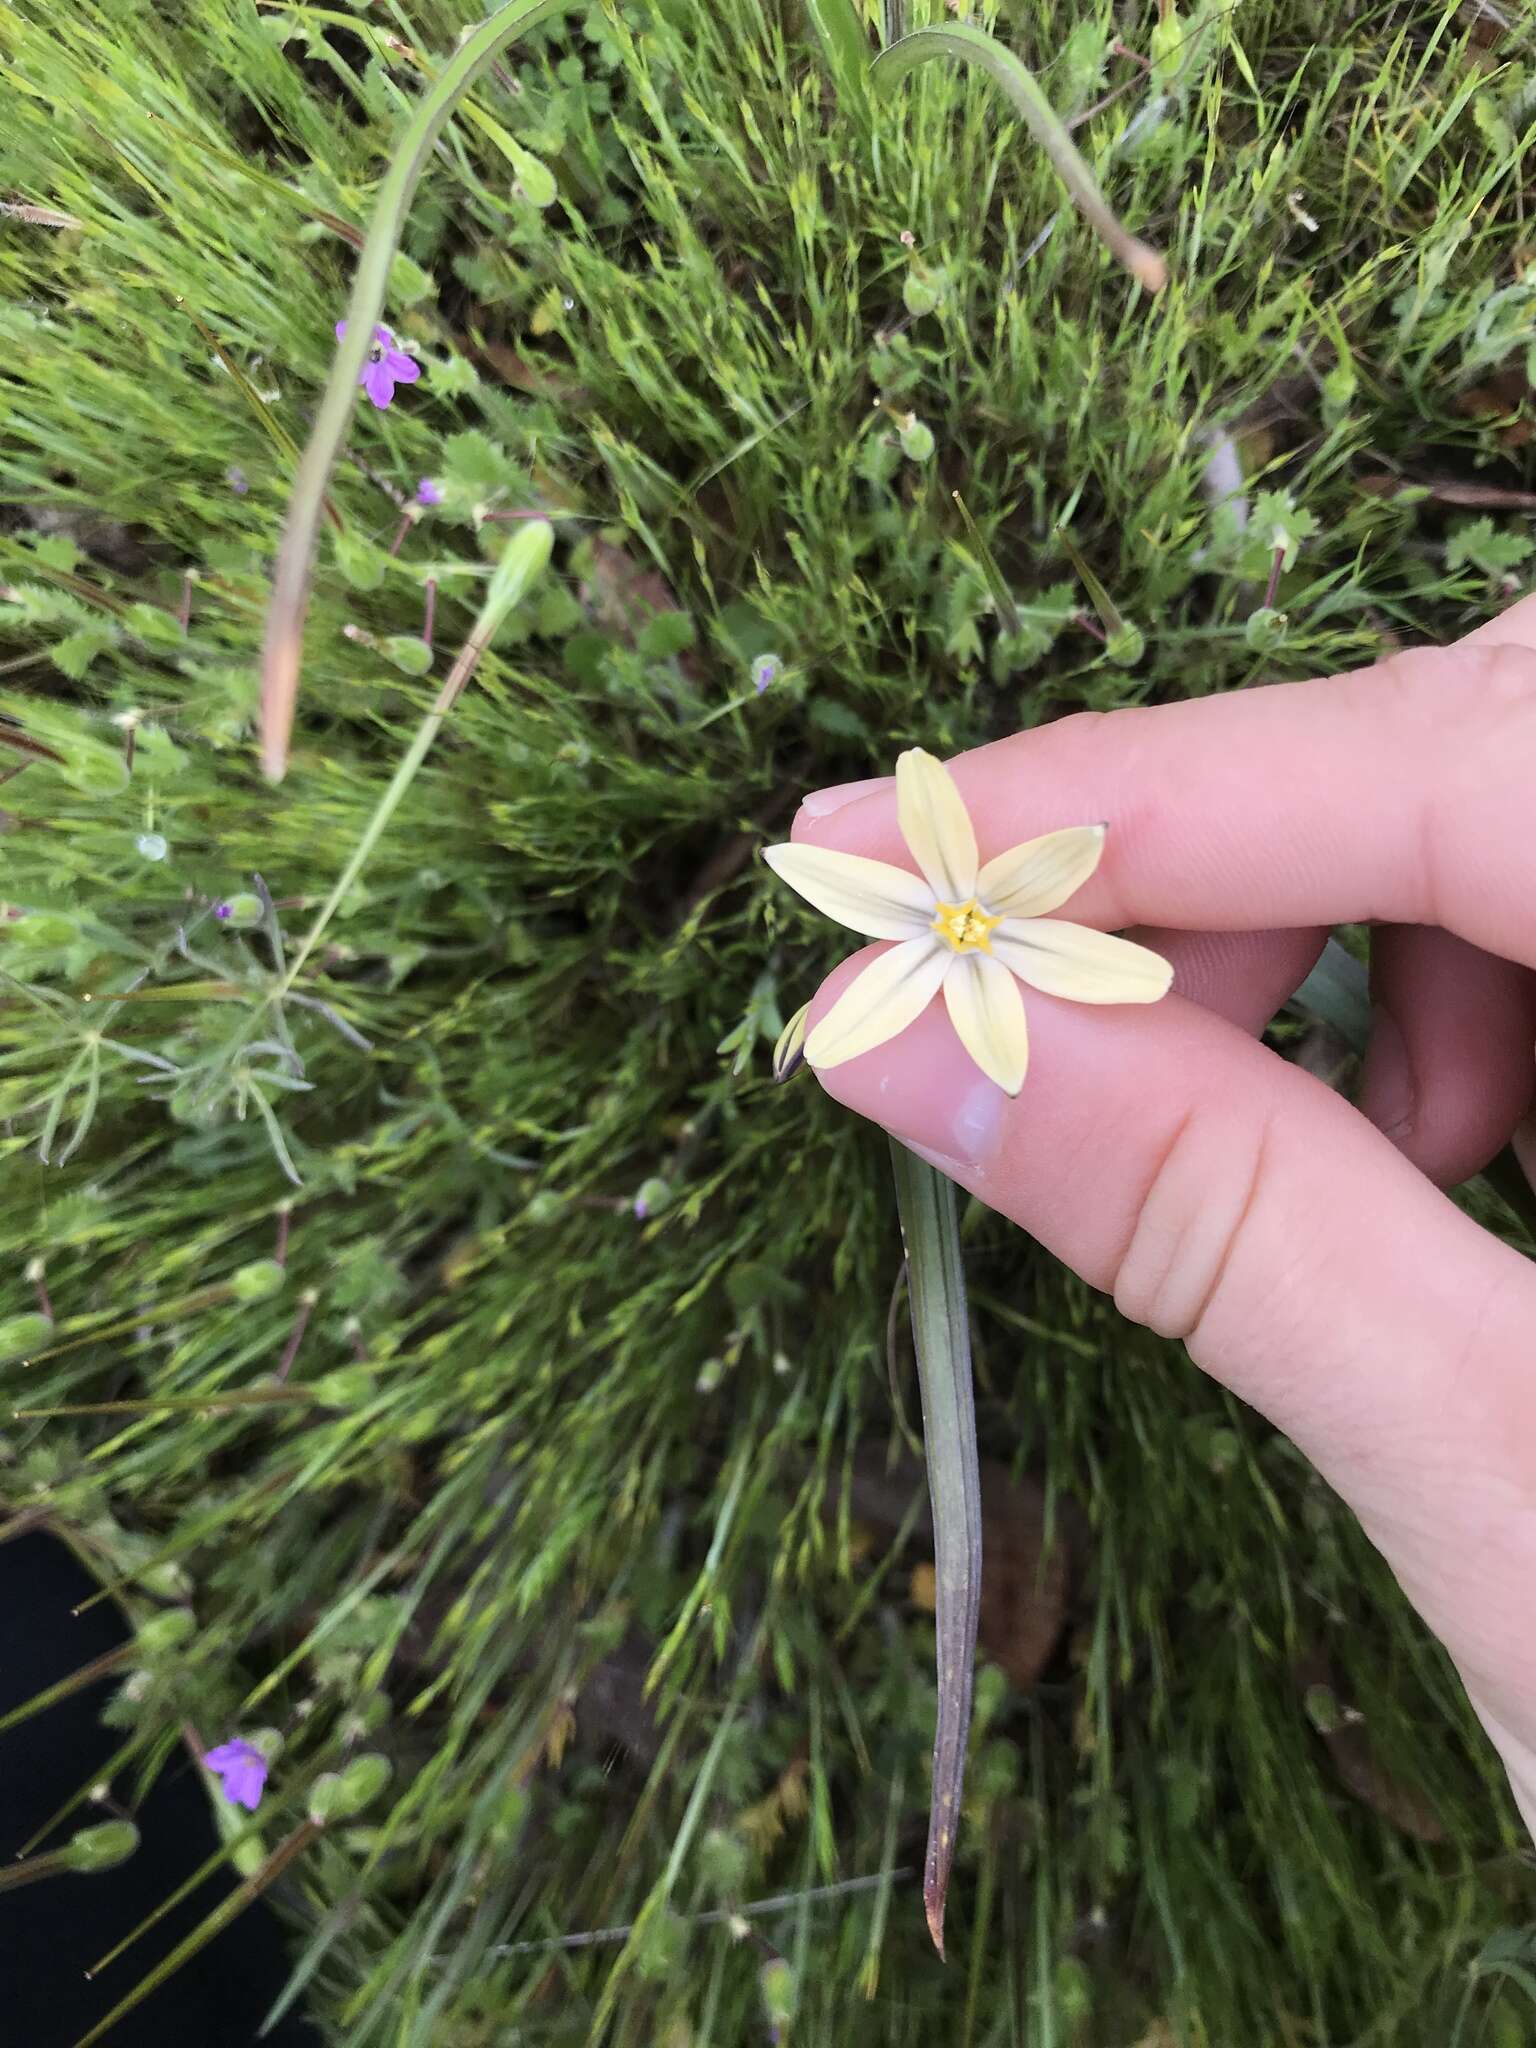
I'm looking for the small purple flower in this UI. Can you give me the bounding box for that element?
[225,465,249,496]
[632,1194,649,1221]
[751,652,782,694]
[335,320,421,410]
[415,477,444,507]
[204,1738,268,1812]
[214,901,232,920]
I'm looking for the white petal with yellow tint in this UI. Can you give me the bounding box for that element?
[977,823,1107,919]
[943,952,1029,1095]
[992,921,1173,1004]
[771,999,811,1083]
[895,749,978,903]
[762,842,935,940]
[804,937,949,1069]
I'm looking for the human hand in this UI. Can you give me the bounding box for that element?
[788,599,1536,1834]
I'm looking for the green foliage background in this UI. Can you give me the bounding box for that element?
[2,0,1536,2038]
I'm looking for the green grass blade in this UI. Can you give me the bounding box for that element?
[888,1138,981,1959]
[0,1644,130,1739]
[1480,1147,1536,1246]
[85,1810,275,1978]
[804,0,871,117]
[870,23,1166,292]
[1289,935,1373,1051]
[1053,524,1126,636]
[72,1824,321,2048]
[278,520,553,991]
[951,491,1022,637]
[257,0,571,781]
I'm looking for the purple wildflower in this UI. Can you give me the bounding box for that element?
[335,320,421,410]
[204,1738,268,1812]
[750,652,783,695]
[214,901,232,920]
[632,1194,649,1221]
[415,477,444,507]
[225,465,249,496]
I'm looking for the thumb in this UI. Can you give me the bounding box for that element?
[804,947,1536,1779]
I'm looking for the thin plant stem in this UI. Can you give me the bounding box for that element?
[277,524,551,994]
[258,0,572,779]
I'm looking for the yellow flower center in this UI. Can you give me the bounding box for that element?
[931,897,1001,954]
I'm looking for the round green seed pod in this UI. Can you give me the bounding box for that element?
[0,1312,54,1362]
[231,1258,286,1303]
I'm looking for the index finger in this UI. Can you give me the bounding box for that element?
[792,597,1536,970]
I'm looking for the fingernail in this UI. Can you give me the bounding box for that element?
[1359,1004,1415,1141]
[798,775,894,821]
[903,1140,974,1182]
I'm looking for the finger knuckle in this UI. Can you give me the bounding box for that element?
[1365,642,1536,926]
[1111,1104,1271,1343]
[1369,639,1536,733]
[1464,639,1536,716]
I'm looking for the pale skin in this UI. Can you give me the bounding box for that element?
[790,594,1536,1835]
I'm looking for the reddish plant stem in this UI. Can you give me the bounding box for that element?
[275,1292,316,1384]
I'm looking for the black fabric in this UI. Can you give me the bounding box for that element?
[0,1533,315,2047]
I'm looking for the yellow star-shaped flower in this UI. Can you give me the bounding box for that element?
[764,749,1172,1096]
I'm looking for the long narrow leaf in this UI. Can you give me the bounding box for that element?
[73,1824,321,2048]
[257,0,571,780]
[870,24,1167,293]
[888,1138,981,1958]
[1289,934,1373,1050]
[804,0,871,117]
[276,520,553,992]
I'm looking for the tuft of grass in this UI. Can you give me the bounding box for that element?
[2,0,1536,2040]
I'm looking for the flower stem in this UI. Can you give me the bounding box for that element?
[871,25,1166,293]
[276,521,552,995]
[258,0,573,779]
[887,1139,981,1960]
[74,1822,322,2047]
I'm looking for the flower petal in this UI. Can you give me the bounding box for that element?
[943,952,1029,1094]
[978,823,1107,918]
[227,1765,265,1810]
[386,349,420,385]
[993,921,1173,1004]
[763,842,934,939]
[334,320,347,340]
[361,362,395,408]
[772,999,811,1082]
[896,749,978,902]
[805,938,949,1068]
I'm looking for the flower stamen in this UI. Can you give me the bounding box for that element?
[930,897,1001,954]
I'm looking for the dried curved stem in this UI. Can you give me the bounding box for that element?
[257,0,571,781]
